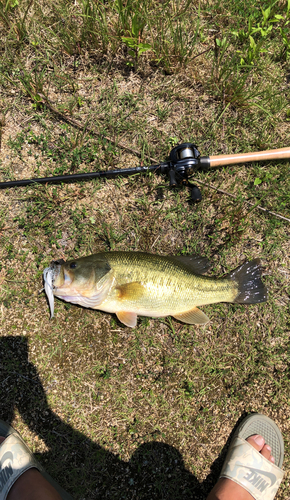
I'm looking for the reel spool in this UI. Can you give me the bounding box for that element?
[168,143,205,202]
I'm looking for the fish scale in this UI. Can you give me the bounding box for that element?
[101,252,236,314]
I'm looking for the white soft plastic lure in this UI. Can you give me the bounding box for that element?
[43,267,55,318]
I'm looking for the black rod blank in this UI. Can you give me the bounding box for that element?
[0,163,169,189]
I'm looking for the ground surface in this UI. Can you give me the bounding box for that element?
[0,1,290,499]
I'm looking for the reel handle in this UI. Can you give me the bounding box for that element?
[190,185,202,202]
[169,169,177,187]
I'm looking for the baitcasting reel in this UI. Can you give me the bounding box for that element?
[167,143,210,202]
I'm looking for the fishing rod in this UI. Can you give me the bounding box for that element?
[1,143,290,202]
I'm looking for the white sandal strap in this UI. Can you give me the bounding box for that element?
[0,433,43,500]
[220,437,284,500]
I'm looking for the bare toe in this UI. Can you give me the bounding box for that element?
[246,434,275,463]
[246,434,265,451]
[261,443,272,461]
[261,444,275,464]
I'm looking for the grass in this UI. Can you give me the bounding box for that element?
[0,0,290,499]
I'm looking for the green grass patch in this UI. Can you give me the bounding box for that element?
[0,1,290,499]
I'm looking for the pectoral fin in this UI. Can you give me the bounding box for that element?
[117,282,145,301]
[173,307,210,325]
[116,311,137,328]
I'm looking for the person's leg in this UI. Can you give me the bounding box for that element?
[6,468,62,500]
[0,436,62,500]
[207,434,275,500]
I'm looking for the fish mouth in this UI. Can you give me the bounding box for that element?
[43,260,64,287]
[43,259,66,318]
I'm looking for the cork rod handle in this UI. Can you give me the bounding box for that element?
[209,147,290,167]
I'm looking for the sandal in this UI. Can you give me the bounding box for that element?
[0,419,73,500]
[220,413,284,500]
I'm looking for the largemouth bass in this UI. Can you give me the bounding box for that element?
[43,252,267,327]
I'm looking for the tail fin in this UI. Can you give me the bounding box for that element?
[228,259,267,304]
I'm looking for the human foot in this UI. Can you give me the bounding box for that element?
[0,421,73,500]
[207,434,275,500]
[207,414,284,500]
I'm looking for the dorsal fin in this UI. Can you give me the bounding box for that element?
[170,255,211,275]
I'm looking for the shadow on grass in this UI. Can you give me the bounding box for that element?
[0,336,245,500]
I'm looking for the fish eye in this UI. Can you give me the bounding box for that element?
[70,262,77,269]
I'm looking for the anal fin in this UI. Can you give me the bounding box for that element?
[173,307,210,325]
[116,311,137,328]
